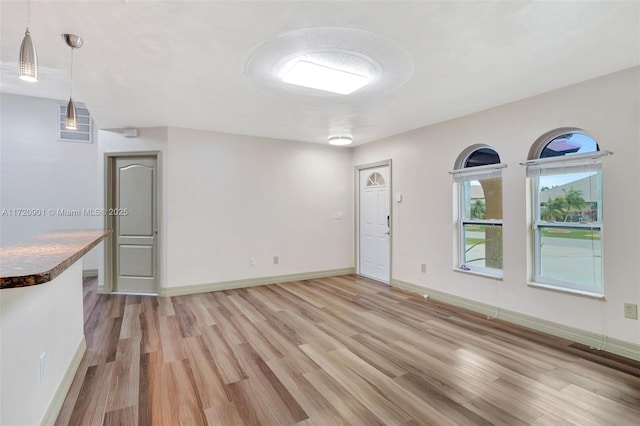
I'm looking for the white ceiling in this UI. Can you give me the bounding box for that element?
[1,1,638,146]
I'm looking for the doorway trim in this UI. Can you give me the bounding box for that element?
[103,151,162,294]
[355,159,392,284]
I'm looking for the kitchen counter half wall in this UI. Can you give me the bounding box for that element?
[0,229,111,289]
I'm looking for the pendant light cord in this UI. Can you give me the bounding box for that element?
[69,47,74,97]
[27,0,31,28]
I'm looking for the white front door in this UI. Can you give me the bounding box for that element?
[359,165,390,283]
[113,156,158,294]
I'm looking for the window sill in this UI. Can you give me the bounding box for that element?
[453,268,503,281]
[527,281,605,299]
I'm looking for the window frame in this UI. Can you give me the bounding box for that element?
[526,128,608,296]
[532,177,603,293]
[452,146,505,278]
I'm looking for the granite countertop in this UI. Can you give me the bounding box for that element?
[0,229,111,289]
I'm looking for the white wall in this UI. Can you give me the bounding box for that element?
[0,261,85,426]
[166,128,353,287]
[353,67,640,345]
[0,94,101,269]
[97,127,353,290]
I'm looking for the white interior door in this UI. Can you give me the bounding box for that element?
[359,165,390,283]
[113,156,158,294]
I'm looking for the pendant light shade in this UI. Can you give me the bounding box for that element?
[65,98,77,130]
[19,0,38,82]
[63,33,83,130]
[19,28,38,82]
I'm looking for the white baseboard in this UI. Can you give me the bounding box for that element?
[159,268,356,297]
[82,269,98,278]
[392,278,640,362]
[40,336,86,426]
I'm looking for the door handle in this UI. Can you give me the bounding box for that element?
[154,229,158,235]
[384,231,390,235]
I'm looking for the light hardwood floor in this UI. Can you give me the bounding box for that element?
[56,275,640,425]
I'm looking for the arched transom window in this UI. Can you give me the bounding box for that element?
[367,172,386,187]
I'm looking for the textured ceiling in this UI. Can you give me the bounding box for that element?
[1,1,638,145]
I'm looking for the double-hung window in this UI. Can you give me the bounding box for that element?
[525,128,609,296]
[452,146,505,277]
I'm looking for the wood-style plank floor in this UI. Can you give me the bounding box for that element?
[56,275,640,425]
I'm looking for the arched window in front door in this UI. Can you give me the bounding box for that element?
[367,172,386,187]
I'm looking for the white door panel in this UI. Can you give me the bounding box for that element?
[359,165,390,283]
[119,165,154,236]
[119,245,154,277]
[114,157,158,294]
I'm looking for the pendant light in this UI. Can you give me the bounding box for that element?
[62,34,83,130]
[18,0,38,82]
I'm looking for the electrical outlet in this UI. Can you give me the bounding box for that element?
[250,257,256,266]
[273,256,279,265]
[421,264,426,273]
[624,303,638,320]
[40,353,46,381]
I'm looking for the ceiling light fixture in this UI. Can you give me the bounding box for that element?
[282,60,370,95]
[62,34,83,130]
[328,135,353,146]
[18,0,38,82]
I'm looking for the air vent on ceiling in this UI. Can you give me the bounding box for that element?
[58,102,92,143]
